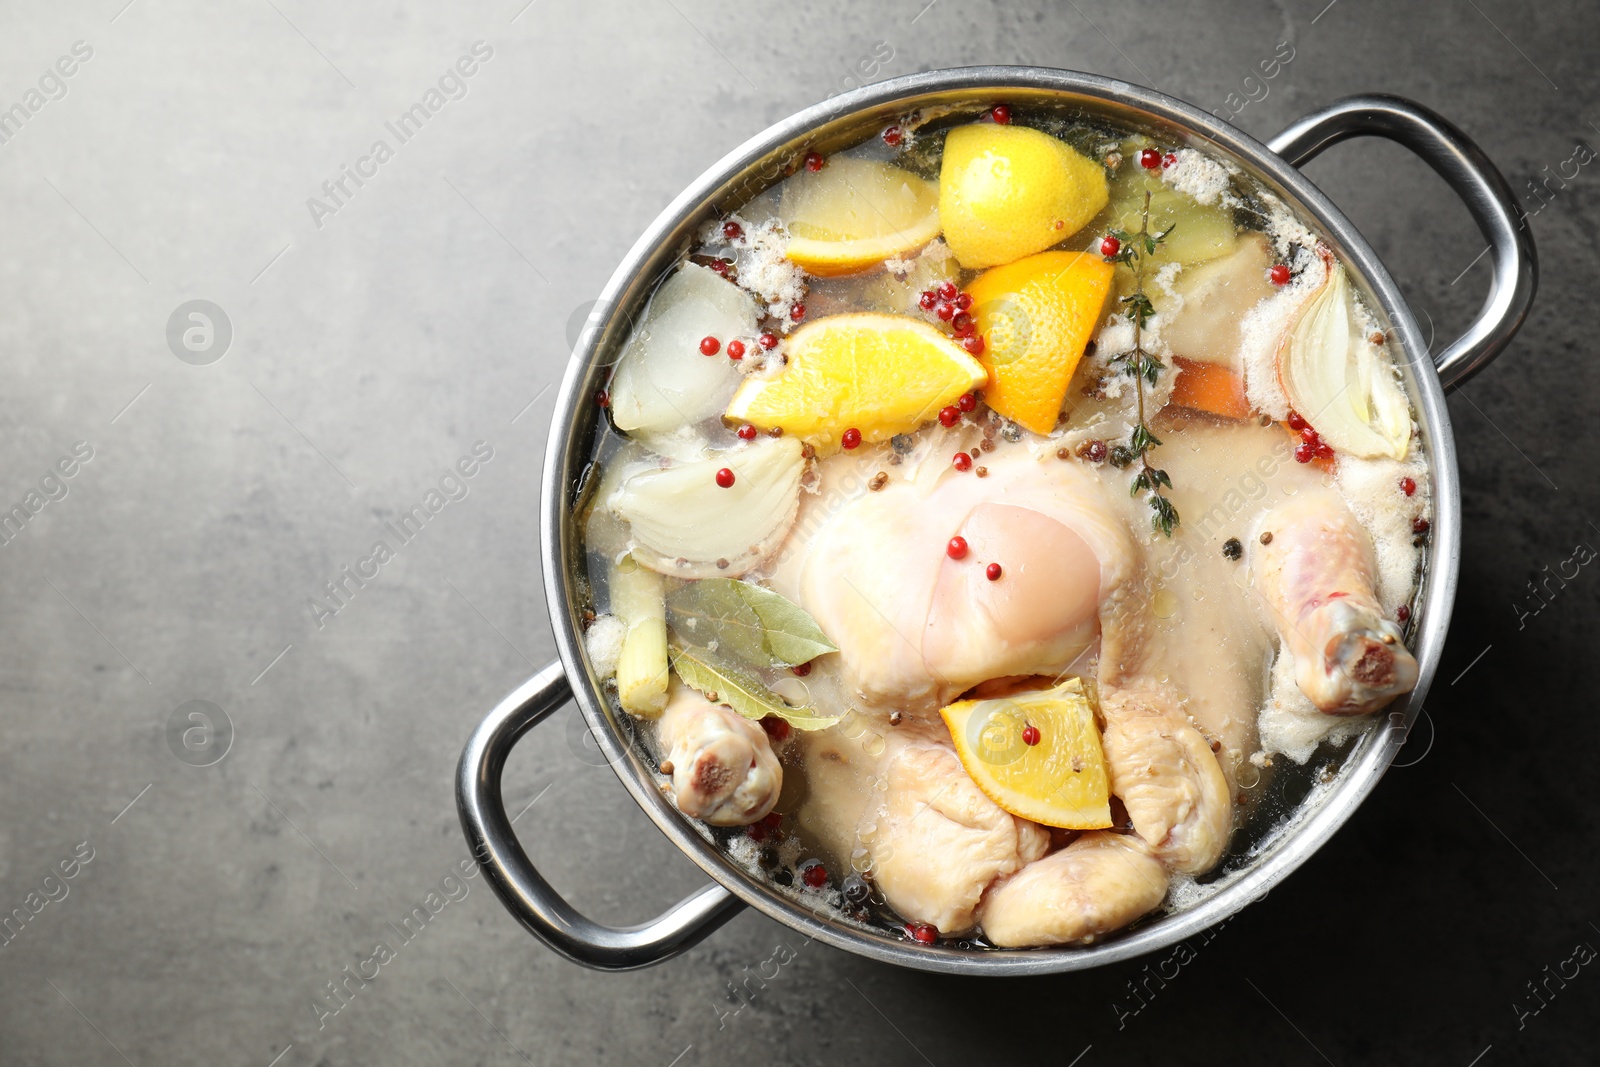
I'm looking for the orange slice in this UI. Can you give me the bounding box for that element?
[966,250,1114,435]
[724,313,986,451]
[781,158,942,276]
[940,678,1111,830]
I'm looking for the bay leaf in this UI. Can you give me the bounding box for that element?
[666,578,837,669]
[665,579,768,666]
[732,581,839,665]
[670,646,842,732]
[761,704,847,731]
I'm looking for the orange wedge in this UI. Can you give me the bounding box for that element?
[782,157,942,276]
[724,313,986,450]
[940,678,1112,830]
[966,250,1114,435]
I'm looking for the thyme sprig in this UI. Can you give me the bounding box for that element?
[1105,191,1180,537]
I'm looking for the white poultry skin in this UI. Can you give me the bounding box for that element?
[766,441,1238,944]
[656,414,1412,945]
[657,683,782,826]
[777,421,1401,946]
[1252,489,1419,715]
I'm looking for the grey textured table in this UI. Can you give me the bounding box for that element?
[0,1,1594,1064]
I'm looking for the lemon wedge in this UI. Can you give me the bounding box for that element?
[724,313,986,450]
[966,250,1114,435]
[940,678,1112,830]
[939,124,1109,269]
[781,157,942,276]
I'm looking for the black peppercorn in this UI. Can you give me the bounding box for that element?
[1222,538,1243,560]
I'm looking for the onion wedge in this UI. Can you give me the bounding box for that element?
[1277,247,1411,460]
[608,436,805,579]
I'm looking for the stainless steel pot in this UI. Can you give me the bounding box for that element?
[457,67,1534,975]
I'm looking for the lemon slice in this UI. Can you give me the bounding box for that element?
[940,678,1112,829]
[781,158,942,276]
[966,250,1114,435]
[724,313,986,450]
[939,124,1109,270]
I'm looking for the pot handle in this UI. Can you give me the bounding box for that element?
[456,660,745,970]
[1267,94,1536,391]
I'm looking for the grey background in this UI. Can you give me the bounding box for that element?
[0,0,1593,1064]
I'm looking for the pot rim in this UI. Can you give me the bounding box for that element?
[539,66,1459,975]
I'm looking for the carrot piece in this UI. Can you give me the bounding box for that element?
[1170,356,1251,420]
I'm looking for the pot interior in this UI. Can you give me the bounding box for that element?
[541,68,1454,975]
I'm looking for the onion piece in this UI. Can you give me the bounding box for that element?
[1277,247,1411,461]
[608,263,760,434]
[609,436,805,579]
